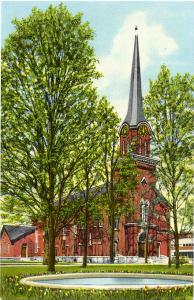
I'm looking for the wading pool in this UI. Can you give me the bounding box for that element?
[21,273,193,290]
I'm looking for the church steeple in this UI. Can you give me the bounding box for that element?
[123,29,146,127]
[120,28,151,158]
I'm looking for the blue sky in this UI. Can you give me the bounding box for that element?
[1,1,194,119]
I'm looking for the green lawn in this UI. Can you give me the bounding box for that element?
[1,264,193,300]
[1,263,193,276]
[0,259,42,263]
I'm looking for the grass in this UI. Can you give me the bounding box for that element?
[1,264,193,300]
[0,260,42,264]
[1,263,193,276]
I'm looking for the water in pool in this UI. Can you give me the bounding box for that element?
[37,277,191,286]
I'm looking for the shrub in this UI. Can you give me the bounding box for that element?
[171,256,190,265]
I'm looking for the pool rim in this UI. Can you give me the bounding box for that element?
[20,273,193,290]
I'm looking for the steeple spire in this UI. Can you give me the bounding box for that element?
[123,29,146,127]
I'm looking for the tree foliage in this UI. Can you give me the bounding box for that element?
[144,65,194,268]
[71,97,120,266]
[1,4,103,271]
[97,99,137,262]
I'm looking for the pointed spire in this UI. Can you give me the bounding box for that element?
[123,29,146,127]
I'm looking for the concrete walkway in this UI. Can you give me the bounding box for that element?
[1,263,79,267]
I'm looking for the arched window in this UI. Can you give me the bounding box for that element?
[140,199,149,222]
[122,141,125,155]
[8,242,10,255]
[139,139,142,154]
[35,230,38,254]
[89,232,92,246]
[127,142,130,154]
[144,142,146,156]
[114,218,119,229]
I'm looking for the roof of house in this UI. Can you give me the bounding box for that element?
[1,224,36,244]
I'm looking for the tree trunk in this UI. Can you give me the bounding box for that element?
[82,208,88,268]
[47,217,56,272]
[166,213,171,268]
[167,237,171,267]
[109,211,115,263]
[173,208,180,269]
[167,230,171,268]
[144,228,148,264]
[174,233,179,269]
[82,167,90,268]
[168,254,171,268]
[109,179,115,264]
[43,228,49,265]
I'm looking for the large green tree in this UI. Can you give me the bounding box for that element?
[0,196,31,225]
[1,4,101,272]
[107,152,137,263]
[74,98,106,268]
[144,65,194,268]
[98,99,137,263]
[74,98,120,267]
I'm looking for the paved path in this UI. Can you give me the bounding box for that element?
[1,263,119,267]
[0,263,79,267]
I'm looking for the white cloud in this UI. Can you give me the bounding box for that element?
[96,11,179,110]
[110,98,128,123]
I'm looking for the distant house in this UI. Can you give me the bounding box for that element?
[171,232,193,260]
[0,225,43,258]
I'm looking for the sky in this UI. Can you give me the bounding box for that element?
[1,1,194,120]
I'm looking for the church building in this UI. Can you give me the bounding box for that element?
[1,30,169,260]
[119,30,168,257]
[55,30,169,259]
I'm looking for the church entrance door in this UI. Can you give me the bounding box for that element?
[21,244,27,257]
[138,242,145,257]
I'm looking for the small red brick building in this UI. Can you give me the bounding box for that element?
[0,225,43,258]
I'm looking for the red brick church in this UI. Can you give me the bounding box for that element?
[54,31,169,259]
[1,31,168,259]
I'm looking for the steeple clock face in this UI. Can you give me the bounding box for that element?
[121,124,129,137]
[139,124,149,137]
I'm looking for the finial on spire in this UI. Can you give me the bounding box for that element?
[135,25,138,31]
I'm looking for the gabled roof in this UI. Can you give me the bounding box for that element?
[1,225,36,244]
[69,184,107,201]
[123,33,147,127]
[56,183,107,206]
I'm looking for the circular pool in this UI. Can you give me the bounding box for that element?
[21,273,193,290]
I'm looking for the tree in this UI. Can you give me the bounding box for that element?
[179,198,194,233]
[144,65,194,268]
[74,99,104,268]
[0,196,31,225]
[1,4,101,272]
[109,153,137,262]
[73,98,120,267]
[139,182,157,264]
[153,192,172,267]
[141,190,170,265]
[98,99,137,263]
